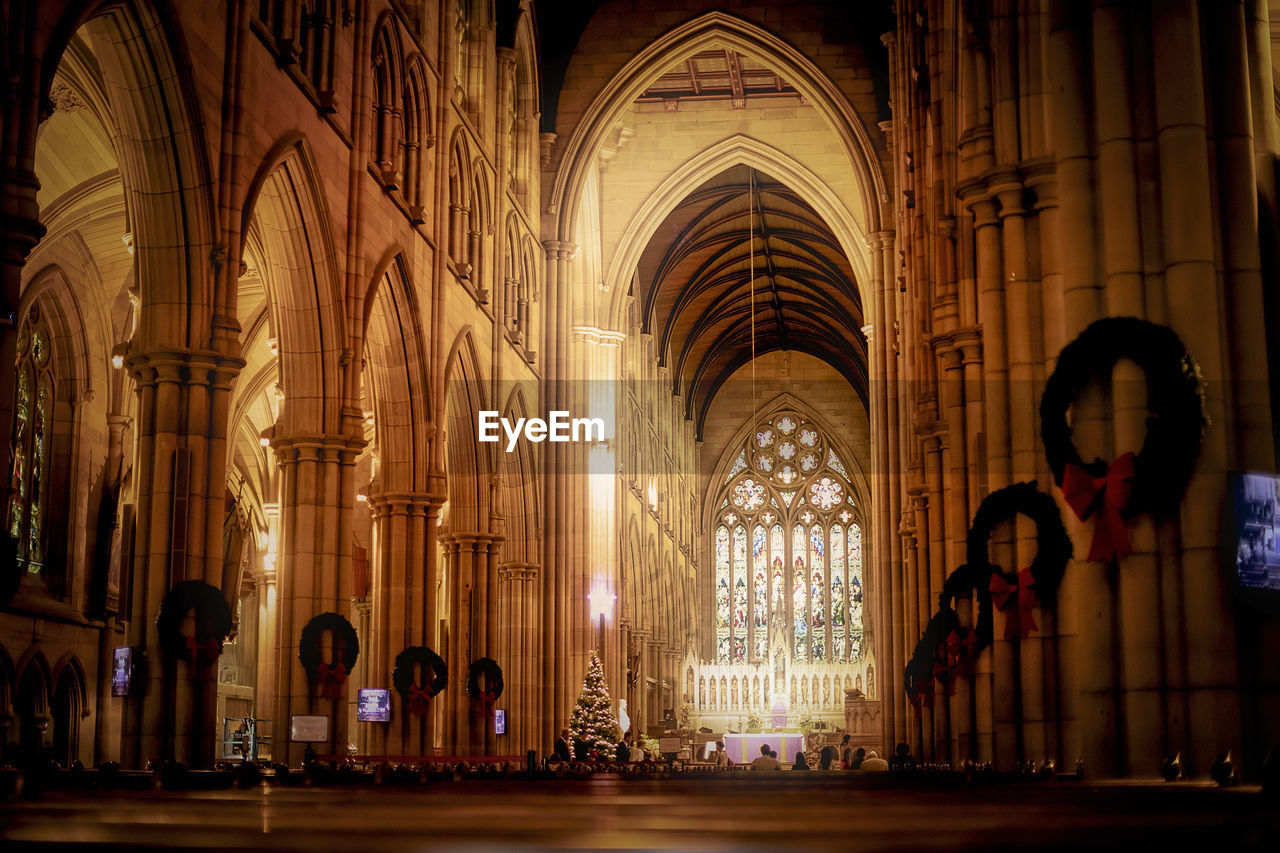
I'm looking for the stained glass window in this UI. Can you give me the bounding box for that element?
[726,451,747,482]
[731,478,766,512]
[752,525,767,659]
[709,411,863,669]
[8,306,53,572]
[732,525,747,661]
[792,524,806,661]
[715,525,730,662]
[770,524,784,619]
[831,525,847,659]
[808,477,843,510]
[809,524,825,660]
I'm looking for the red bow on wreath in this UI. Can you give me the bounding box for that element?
[471,690,498,713]
[317,661,348,700]
[932,645,957,696]
[408,684,434,715]
[989,568,1039,640]
[908,676,935,709]
[944,628,980,679]
[1062,451,1136,563]
[184,635,223,664]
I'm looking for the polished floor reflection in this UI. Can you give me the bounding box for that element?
[2,776,1276,851]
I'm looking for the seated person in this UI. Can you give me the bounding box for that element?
[791,752,810,771]
[849,747,866,770]
[860,749,889,772]
[750,744,781,770]
[819,745,838,770]
[712,740,732,768]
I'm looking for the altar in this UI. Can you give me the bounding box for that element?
[723,732,806,764]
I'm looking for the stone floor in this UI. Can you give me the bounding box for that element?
[1,776,1276,851]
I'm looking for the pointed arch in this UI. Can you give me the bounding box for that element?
[403,54,434,212]
[41,0,218,347]
[15,649,52,720]
[370,11,405,184]
[604,135,873,332]
[240,135,346,436]
[447,131,473,263]
[443,329,490,531]
[550,11,885,249]
[496,387,539,563]
[363,249,432,493]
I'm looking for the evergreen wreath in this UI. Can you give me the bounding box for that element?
[1040,317,1206,560]
[393,646,448,715]
[298,612,359,700]
[156,580,233,665]
[903,482,1072,701]
[465,657,504,704]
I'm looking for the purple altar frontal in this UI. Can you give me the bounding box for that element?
[724,733,806,764]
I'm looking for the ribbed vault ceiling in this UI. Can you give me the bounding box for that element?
[637,166,867,434]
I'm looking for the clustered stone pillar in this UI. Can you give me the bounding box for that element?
[116,346,243,769]
[497,561,541,753]
[270,434,362,765]
[880,0,1280,779]
[367,491,443,756]
[441,531,503,754]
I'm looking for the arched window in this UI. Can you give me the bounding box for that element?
[402,58,432,218]
[8,305,55,571]
[370,21,403,189]
[710,411,864,663]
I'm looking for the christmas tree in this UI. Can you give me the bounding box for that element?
[568,651,620,758]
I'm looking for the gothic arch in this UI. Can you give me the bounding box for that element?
[443,329,490,531]
[15,649,52,724]
[239,135,347,436]
[706,396,869,665]
[363,249,432,493]
[549,11,885,249]
[704,392,870,523]
[496,387,539,563]
[50,654,86,765]
[604,135,874,337]
[41,0,218,348]
[622,519,641,626]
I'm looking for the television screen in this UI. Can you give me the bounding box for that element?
[111,647,132,697]
[1232,471,1280,592]
[356,688,391,722]
[494,709,506,735]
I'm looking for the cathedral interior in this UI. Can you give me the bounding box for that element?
[3,4,1280,836]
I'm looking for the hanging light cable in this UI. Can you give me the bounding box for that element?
[749,168,757,429]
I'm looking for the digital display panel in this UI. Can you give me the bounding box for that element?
[356,688,392,722]
[111,647,132,697]
[1232,471,1280,592]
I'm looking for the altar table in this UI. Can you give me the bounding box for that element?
[723,733,806,765]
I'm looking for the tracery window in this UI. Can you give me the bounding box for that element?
[712,411,863,663]
[8,305,54,571]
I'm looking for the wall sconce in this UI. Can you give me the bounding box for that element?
[110,342,129,369]
[267,338,278,357]
[258,425,274,448]
[274,384,285,402]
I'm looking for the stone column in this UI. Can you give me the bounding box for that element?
[441,531,502,754]
[367,491,443,756]
[270,433,363,766]
[498,561,540,754]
